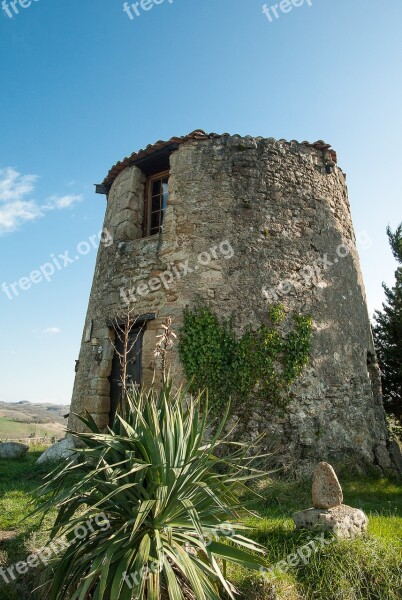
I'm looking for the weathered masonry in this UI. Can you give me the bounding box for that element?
[69,130,398,473]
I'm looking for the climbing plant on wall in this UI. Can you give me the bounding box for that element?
[178,304,313,419]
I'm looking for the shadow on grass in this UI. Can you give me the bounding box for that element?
[0,449,54,593]
[342,478,402,516]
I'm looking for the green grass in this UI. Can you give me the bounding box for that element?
[0,451,401,599]
[0,446,55,600]
[0,416,63,439]
[228,476,402,600]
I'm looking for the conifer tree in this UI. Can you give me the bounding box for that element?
[373,223,402,422]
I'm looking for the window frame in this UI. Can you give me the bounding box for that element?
[144,170,170,237]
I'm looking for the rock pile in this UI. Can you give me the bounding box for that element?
[293,462,368,539]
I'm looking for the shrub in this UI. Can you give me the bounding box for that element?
[178,305,312,418]
[34,381,267,599]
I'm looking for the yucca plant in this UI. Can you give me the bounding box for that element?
[34,381,268,599]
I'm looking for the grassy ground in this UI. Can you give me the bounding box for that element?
[0,446,55,600]
[229,476,402,599]
[0,449,401,599]
[0,416,64,440]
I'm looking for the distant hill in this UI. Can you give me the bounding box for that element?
[0,401,70,441]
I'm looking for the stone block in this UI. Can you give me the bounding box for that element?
[312,462,343,508]
[293,505,368,539]
[145,319,163,330]
[81,396,110,414]
[89,377,111,396]
[115,220,141,241]
[92,413,110,430]
[97,357,114,378]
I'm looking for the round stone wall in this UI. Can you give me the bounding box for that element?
[69,134,395,474]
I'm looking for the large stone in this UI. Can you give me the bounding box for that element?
[293,504,368,539]
[312,462,343,509]
[37,437,76,465]
[0,442,29,459]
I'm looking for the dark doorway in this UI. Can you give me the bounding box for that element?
[109,326,145,426]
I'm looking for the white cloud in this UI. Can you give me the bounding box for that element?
[0,167,38,202]
[44,194,83,210]
[0,200,44,234]
[42,327,62,334]
[0,167,84,235]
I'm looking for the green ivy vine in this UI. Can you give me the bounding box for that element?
[178,304,312,419]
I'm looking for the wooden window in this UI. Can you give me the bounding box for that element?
[145,171,169,236]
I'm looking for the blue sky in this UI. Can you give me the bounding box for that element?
[0,0,401,404]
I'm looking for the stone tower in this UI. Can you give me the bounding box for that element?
[69,130,396,473]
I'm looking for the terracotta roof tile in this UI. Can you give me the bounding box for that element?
[100,130,337,190]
